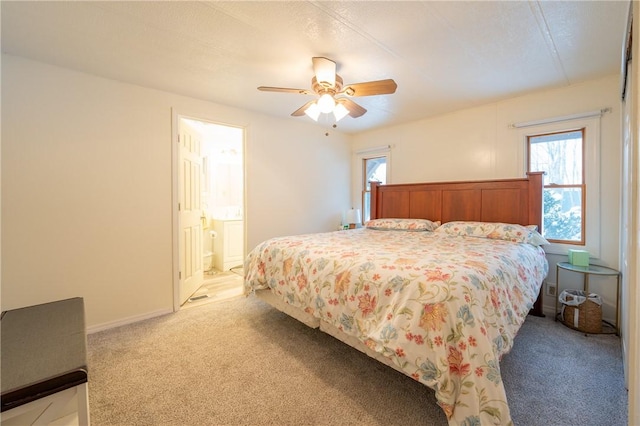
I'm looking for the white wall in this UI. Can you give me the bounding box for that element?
[1,55,350,329]
[352,75,622,318]
[0,53,625,333]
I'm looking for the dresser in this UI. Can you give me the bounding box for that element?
[1,297,89,425]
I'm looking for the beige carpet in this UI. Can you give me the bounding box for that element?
[87,296,627,426]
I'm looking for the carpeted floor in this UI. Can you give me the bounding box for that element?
[87,296,627,425]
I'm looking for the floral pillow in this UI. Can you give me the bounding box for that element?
[435,221,550,246]
[364,218,441,232]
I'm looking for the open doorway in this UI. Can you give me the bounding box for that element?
[174,116,245,309]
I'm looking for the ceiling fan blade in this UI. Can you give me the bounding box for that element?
[258,86,313,95]
[291,100,316,117]
[339,98,367,118]
[341,79,397,97]
[312,57,336,88]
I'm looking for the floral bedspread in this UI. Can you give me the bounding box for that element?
[244,228,548,425]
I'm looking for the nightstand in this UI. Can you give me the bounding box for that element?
[555,262,621,335]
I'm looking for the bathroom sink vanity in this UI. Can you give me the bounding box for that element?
[212,219,244,271]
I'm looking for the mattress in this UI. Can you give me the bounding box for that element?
[245,223,548,425]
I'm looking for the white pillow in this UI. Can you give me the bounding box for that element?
[435,221,550,246]
[364,218,440,232]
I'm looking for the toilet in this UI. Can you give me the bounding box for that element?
[203,230,217,274]
[203,251,214,273]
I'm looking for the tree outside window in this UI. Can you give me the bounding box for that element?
[528,129,585,244]
[362,156,387,222]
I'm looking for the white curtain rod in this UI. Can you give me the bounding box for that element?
[354,144,391,155]
[509,108,611,129]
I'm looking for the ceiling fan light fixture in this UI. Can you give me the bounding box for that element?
[304,102,321,121]
[313,57,336,88]
[333,102,349,122]
[317,93,335,114]
[259,57,396,122]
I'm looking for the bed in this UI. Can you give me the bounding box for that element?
[244,172,548,426]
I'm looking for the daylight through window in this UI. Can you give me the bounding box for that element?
[528,129,585,244]
[362,156,387,222]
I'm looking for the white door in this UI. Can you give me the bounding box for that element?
[178,120,204,304]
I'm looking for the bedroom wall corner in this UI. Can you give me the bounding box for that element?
[1,54,351,329]
[244,118,351,251]
[351,76,622,319]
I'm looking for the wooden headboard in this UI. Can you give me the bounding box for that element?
[370,171,546,317]
[370,172,544,231]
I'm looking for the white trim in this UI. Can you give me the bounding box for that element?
[510,108,610,129]
[170,109,248,313]
[87,308,172,334]
[171,109,180,313]
[354,144,391,155]
[623,4,639,422]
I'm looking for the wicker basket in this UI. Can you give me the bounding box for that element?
[559,290,602,334]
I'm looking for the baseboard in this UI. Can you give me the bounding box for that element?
[621,337,629,390]
[87,308,173,334]
[542,303,556,318]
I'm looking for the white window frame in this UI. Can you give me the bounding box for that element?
[353,146,391,222]
[517,116,601,257]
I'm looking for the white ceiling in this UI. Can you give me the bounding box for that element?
[1,1,630,134]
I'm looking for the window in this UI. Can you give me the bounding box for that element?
[362,156,387,222]
[527,129,585,245]
[517,115,600,257]
[361,156,388,222]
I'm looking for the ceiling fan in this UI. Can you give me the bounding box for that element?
[257,57,397,122]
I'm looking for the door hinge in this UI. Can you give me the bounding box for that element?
[179,271,182,280]
[178,203,181,211]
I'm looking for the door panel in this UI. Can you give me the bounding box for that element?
[179,120,204,304]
